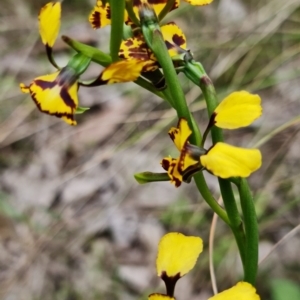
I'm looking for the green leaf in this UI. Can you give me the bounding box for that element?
[270,278,300,300]
[134,172,170,184]
[76,106,90,114]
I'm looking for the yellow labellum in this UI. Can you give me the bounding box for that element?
[100,59,152,84]
[200,142,262,178]
[149,294,175,300]
[161,157,183,187]
[214,91,262,129]
[156,232,203,277]
[39,2,61,47]
[208,282,260,300]
[20,71,78,125]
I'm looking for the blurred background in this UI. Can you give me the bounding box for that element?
[1,0,300,299]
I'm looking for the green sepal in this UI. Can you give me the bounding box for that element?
[66,53,91,76]
[75,106,90,114]
[62,36,112,67]
[134,172,170,184]
[183,59,206,87]
[158,0,176,21]
[125,0,140,26]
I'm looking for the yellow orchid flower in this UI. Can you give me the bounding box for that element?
[161,119,201,187]
[161,118,262,187]
[20,2,82,125]
[20,68,79,126]
[155,232,203,297]
[208,282,260,300]
[150,233,260,300]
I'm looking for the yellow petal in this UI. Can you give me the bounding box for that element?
[156,232,203,277]
[161,22,187,57]
[214,91,262,129]
[89,0,127,29]
[200,142,262,178]
[39,2,61,47]
[100,59,153,84]
[169,118,192,151]
[119,35,158,71]
[184,0,213,5]
[208,282,260,300]
[23,71,78,125]
[149,294,175,300]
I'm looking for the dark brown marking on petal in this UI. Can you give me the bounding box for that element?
[209,112,217,127]
[168,160,181,187]
[160,271,180,297]
[168,128,178,141]
[149,0,168,4]
[133,0,142,5]
[127,48,150,59]
[60,87,76,109]
[91,11,101,28]
[34,79,57,90]
[106,6,111,19]
[165,40,173,50]
[174,177,181,187]
[172,34,185,47]
[161,158,170,171]
[125,40,134,47]
[178,151,186,173]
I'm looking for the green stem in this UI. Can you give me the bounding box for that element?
[190,61,248,272]
[140,5,229,225]
[110,0,125,61]
[194,173,230,225]
[218,178,246,267]
[139,5,189,119]
[236,178,259,285]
